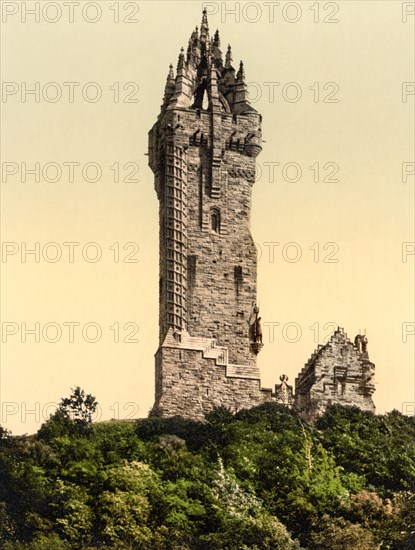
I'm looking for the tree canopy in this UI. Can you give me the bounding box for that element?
[1,394,414,549]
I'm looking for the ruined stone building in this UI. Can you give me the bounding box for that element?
[295,329,375,421]
[148,10,376,421]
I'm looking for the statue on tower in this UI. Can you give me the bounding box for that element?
[249,304,264,354]
[275,374,294,406]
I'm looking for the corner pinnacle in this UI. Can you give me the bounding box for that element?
[225,44,233,68]
[177,47,185,70]
[237,60,245,81]
[200,8,209,41]
[214,29,220,47]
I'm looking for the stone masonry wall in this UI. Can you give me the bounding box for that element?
[185,110,260,366]
[294,328,376,422]
[152,345,273,420]
[152,108,261,367]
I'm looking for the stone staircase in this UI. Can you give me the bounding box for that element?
[183,334,228,366]
[161,328,260,379]
[162,329,228,365]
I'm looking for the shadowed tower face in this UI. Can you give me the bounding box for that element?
[148,10,265,418]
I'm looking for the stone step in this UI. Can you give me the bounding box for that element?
[167,330,229,366]
[226,364,261,380]
[203,349,228,365]
[162,329,260,378]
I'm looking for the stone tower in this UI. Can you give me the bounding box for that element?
[148,10,272,419]
[148,10,376,421]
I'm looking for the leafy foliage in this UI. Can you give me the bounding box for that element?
[1,394,414,548]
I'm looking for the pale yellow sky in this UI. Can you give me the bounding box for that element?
[1,1,414,434]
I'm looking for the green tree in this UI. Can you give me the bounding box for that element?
[316,406,415,492]
[96,461,156,548]
[59,387,98,430]
[309,515,378,550]
[38,387,98,440]
[49,480,93,548]
[200,459,300,549]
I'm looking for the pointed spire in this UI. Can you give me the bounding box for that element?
[237,60,245,81]
[214,29,220,47]
[162,63,175,106]
[187,25,200,67]
[187,39,193,63]
[211,29,223,67]
[225,44,233,69]
[167,63,174,81]
[177,47,185,71]
[190,26,199,45]
[200,8,209,43]
[233,60,256,115]
[201,8,208,30]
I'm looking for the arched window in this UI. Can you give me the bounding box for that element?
[210,208,220,233]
